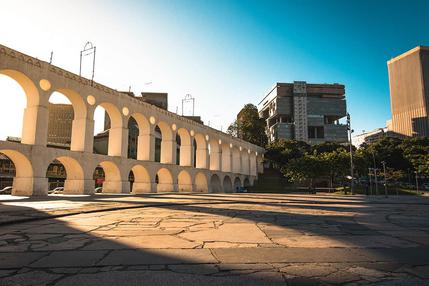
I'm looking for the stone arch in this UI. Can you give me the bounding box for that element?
[232,146,241,173]
[221,143,231,172]
[46,156,85,194]
[177,170,192,192]
[209,139,221,171]
[96,161,122,193]
[177,128,192,166]
[243,177,250,187]
[0,70,40,145]
[195,172,208,193]
[156,167,173,192]
[234,177,242,192]
[210,174,222,193]
[130,164,151,193]
[194,133,208,169]
[0,150,34,196]
[156,121,174,164]
[128,113,151,160]
[47,89,88,151]
[223,176,233,193]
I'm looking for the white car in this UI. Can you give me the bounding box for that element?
[0,186,12,194]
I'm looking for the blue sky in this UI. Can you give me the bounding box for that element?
[1,0,428,138]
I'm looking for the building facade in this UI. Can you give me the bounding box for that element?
[258,81,348,144]
[387,46,429,137]
[47,103,74,145]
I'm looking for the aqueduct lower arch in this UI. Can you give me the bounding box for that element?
[0,44,264,196]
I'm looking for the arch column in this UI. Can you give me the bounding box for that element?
[103,180,130,193]
[221,145,232,172]
[71,117,94,153]
[109,127,129,157]
[180,143,193,166]
[137,127,155,161]
[161,139,176,164]
[22,102,48,146]
[196,147,208,169]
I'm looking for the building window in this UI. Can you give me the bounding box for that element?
[308,126,324,139]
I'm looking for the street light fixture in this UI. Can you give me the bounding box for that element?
[346,113,354,195]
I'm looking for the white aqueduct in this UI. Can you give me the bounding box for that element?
[0,44,265,196]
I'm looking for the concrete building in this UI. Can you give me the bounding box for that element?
[353,127,404,147]
[0,43,264,196]
[258,81,348,144]
[47,103,73,145]
[387,46,429,137]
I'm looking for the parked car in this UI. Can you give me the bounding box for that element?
[0,186,13,194]
[49,187,64,194]
[422,183,429,191]
[236,187,248,193]
[95,187,103,193]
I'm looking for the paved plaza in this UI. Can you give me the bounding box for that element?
[1,193,429,285]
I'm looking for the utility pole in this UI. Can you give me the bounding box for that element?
[79,42,96,85]
[347,113,354,195]
[381,161,388,198]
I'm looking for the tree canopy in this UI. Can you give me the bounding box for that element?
[227,104,268,147]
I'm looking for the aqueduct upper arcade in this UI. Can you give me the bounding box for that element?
[0,44,265,196]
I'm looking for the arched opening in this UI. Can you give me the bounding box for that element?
[223,176,233,193]
[232,147,241,173]
[93,161,122,193]
[177,128,192,166]
[47,89,87,151]
[243,177,250,188]
[221,143,231,172]
[156,168,173,192]
[127,117,139,159]
[176,134,181,165]
[177,170,192,192]
[195,172,208,192]
[234,177,242,192]
[128,113,151,160]
[194,133,208,169]
[93,103,123,156]
[46,160,66,192]
[0,150,33,196]
[154,126,162,162]
[155,121,174,164]
[130,164,151,193]
[210,174,222,193]
[209,139,221,171]
[46,156,85,194]
[0,70,38,144]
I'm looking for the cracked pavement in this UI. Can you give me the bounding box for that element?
[1,193,429,285]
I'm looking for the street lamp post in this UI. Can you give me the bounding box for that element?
[347,113,354,195]
[381,161,388,198]
[368,168,372,195]
[415,171,419,194]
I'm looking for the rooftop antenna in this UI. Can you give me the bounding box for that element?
[181,94,195,116]
[79,41,96,85]
[49,51,53,64]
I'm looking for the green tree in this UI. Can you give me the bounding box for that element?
[265,139,310,169]
[282,153,325,191]
[227,104,268,146]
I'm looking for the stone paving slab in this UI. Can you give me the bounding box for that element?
[2,193,429,285]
